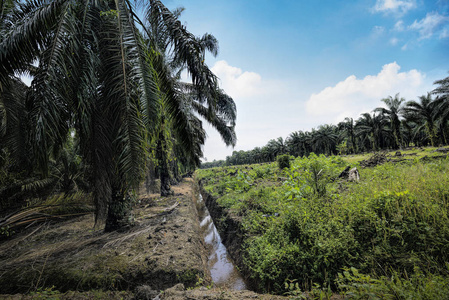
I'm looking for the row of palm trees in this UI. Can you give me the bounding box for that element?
[0,0,236,231]
[202,78,449,168]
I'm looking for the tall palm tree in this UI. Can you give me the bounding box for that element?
[251,147,263,163]
[433,74,449,145]
[0,0,35,171]
[0,77,29,171]
[355,113,389,151]
[433,74,449,97]
[267,137,287,159]
[374,93,405,149]
[0,0,231,231]
[403,93,437,146]
[144,6,236,195]
[310,124,338,155]
[286,131,307,157]
[337,117,356,154]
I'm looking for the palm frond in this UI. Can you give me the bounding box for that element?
[147,0,218,106]
[0,0,67,87]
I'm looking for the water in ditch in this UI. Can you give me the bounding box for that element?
[195,190,247,290]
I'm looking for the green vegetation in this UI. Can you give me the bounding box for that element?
[2,0,449,298]
[197,153,449,296]
[276,154,292,169]
[0,1,235,231]
[337,266,449,300]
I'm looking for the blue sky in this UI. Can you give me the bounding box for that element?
[168,0,449,161]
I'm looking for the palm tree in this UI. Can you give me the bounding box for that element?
[261,145,272,162]
[433,74,449,97]
[286,131,307,157]
[310,124,338,155]
[0,1,35,172]
[0,77,30,171]
[355,113,389,151]
[403,93,437,146]
[432,74,449,145]
[144,6,236,195]
[267,137,287,159]
[338,117,356,154]
[374,94,405,149]
[250,147,263,164]
[0,0,231,231]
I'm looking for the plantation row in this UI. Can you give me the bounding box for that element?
[196,151,449,298]
[202,79,449,169]
[0,1,236,231]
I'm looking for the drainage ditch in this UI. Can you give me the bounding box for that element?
[194,187,247,290]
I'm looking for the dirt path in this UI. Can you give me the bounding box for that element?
[0,179,207,295]
[0,178,287,299]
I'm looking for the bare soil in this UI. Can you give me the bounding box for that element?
[0,179,207,295]
[0,178,289,299]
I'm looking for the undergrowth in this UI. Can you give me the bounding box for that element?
[0,192,93,238]
[196,153,449,297]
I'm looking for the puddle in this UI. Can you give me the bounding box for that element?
[195,190,247,290]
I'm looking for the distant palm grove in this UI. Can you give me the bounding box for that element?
[202,80,449,168]
[0,0,236,231]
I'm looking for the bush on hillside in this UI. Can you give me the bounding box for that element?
[277,155,291,169]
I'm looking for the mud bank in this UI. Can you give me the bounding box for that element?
[0,178,210,294]
[198,181,256,291]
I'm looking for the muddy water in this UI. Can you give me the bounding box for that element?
[195,190,247,290]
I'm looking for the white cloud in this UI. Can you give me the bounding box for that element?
[373,0,416,15]
[372,25,386,38]
[394,20,405,31]
[211,60,263,98]
[204,60,305,160]
[440,27,449,39]
[409,12,449,40]
[390,37,399,45]
[401,43,408,50]
[203,61,443,161]
[305,62,430,122]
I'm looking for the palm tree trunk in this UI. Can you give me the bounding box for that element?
[105,185,132,232]
[157,129,171,197]
[441,121,448,145]
[145,158,158,194]
[350,131,356,154]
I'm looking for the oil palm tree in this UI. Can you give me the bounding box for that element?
[403,93,437,146]
[267,137,287,159]
[0,0,34,171]
[338,117,356,154]
[310,124,338,155]
[0,0,231,231]
[0,77,30,171]
[374,94,405,149]
[433,74,449,97]
[432,74,449,145]
[355,113,389,151]
[286,131,307,157]
[144,5,236,195]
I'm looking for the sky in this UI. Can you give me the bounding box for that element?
[164,0,449,161]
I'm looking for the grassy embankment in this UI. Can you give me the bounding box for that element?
[196,148,449,299]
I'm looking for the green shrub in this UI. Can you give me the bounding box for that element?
[197,157,449,296]
[277,154,291,169]
[284,153,344,199]
[337,267,449,300]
